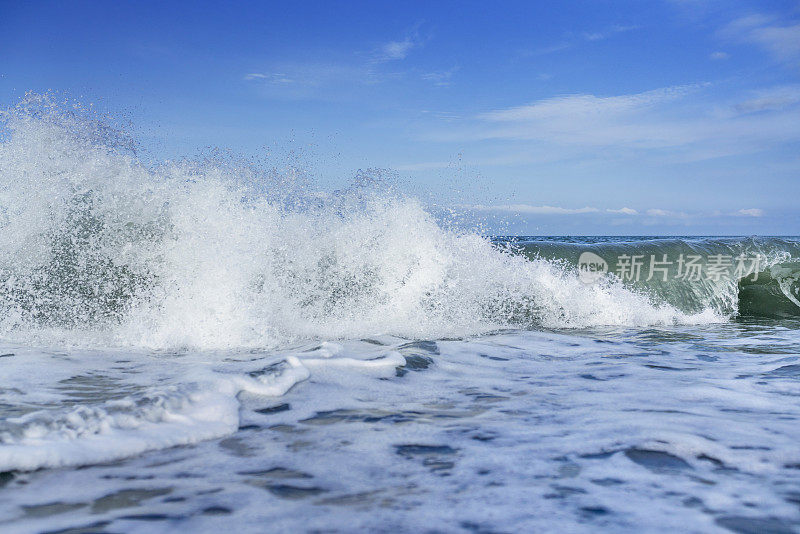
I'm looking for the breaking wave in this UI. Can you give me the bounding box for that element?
[1,95,791,350]
[515,237,800,319]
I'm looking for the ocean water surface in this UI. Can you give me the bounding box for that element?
[1,97,800,533]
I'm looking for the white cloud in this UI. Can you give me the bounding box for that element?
[241,62,379,95]
[647,208,671,216]
[709,51,729,60]
[422,83,800,160]
[736,85,800,113]
[374,27,425,63]
[380,38,416,61]
[272,73,294,84]
[471,204,600,215]
[473,85,708,148]
[582,25,640,42]
[242,26,428,93]
[463,205,763,220]
[527,42,571,56]
[721,14,800,63]
[480,85,694,123]
[646,209,689,218]
[421,67,460,87]
[243,72,299,84]
[529,24,639,55]
[736,208,764,217]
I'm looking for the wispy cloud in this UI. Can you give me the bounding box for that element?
[242,62,373,95]
[243,25,441,94]
[420,83,800,161]
[582,24,640,42]
[480,85,695,123]
[645,209,694,220]
[471,204,600,215]
[720,14,800,64]
[473,84,706,148]
[736,208,764,217]
[463,205,761,221]
[373,25,426,63]
[526,24,640,56]
[709,51,729,60]
[462,203,766,225]
[244,72,294,83]
[647,208,674,217]
[529,42,572,56]
[421,66,460,87]
[420,110,462,121]
[379,38,416,61]
[735,85,800,113]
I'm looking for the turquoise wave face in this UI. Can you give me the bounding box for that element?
[508,237,800,318]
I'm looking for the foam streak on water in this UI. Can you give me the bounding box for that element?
[1,325,800,533]
[0,342,405,472]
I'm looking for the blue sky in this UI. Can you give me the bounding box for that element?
[1,0,799,235]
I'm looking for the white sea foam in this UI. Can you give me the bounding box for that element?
[3,328,800,533]
[0,344,403,472]
[0,95,719,352]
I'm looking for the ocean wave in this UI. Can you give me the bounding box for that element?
[0,96,778,350]
[513,237,800,319]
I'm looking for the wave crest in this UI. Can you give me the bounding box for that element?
[0,95,716,349]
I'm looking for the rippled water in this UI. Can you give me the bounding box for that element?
[2,319,800,533]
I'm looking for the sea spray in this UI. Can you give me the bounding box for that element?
[0,96,726,350]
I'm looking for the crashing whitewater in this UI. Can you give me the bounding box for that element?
[0,95,721,352]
